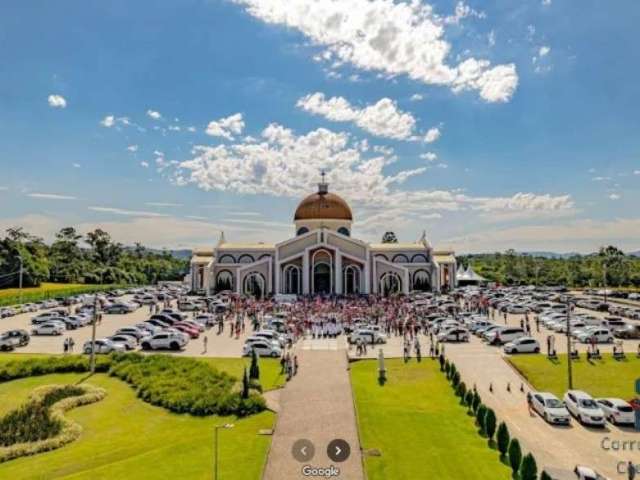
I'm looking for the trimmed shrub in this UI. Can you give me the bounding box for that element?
[476,404,487,433]
[520,453,538,480]
[451,371,460,387]
[496,422,510,457]
[0,355,112,383]
[249,349,260,380]
[444,360,451,378]
[540,471,553,480]
[508,438,522,475]
[472,390,481,414]
[0,383,106,463]
[484,408,497,442]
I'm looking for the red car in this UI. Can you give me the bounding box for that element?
[174,323,200,339]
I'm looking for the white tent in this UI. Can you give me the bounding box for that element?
[456,265,488,285]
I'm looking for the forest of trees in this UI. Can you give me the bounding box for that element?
[459,246,640,288]
[0,227,189,288]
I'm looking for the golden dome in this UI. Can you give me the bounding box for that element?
[294,191,353,221]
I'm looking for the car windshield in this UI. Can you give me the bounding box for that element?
[579,399,597,409]
[617,405,633,412]
[545,399,563,408]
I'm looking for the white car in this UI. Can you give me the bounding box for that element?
[349,329,387,345]
[245,336,281,350]
[487,327,525,345]
[115,326,147,340]
[83,339,126,354]
[595,398,636,425]
[563,390,606,426]
[573,465,610,480]
[528,391,571,425]
[576,328,613,344]
[242,340,282,357]
[437,328,469,342]
[504,337,540,354]
[255,330,287,347]
[107,335,137,350]
[42,300,59,308]
[194,313,215,326]
[32,322,65,336]
[140,332,188,351]
[31,312,65,324]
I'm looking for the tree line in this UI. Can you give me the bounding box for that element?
[459,246,640,288]
[0,227,189,288]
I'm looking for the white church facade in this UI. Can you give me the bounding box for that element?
[189,179,456,297]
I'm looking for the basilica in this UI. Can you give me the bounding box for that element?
[189,179,456,297]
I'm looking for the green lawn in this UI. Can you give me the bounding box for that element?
[507,353,640,399]
[350,359,512,480]
[0,373,273,479]
[0,355,285,479]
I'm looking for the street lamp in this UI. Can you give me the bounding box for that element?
[89,295,98,373]
[214,423,234,480]
[565,297,573,390]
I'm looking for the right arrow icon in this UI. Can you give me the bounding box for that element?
[327,439,350,462]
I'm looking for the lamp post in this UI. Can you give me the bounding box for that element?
[89,295,98,373]
[17,255,24,304]
[565,297,573,390]
[214,423,234,480]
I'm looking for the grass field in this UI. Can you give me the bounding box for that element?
[350,359,511,480]
[0,283,127,307]
[0,356,285,479]
[508,354,640,399]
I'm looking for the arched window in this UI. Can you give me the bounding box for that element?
[412,269,431,292]
[311,249,333,295]
[392,254,410,263]
[379,272,402,296]
[237,254,255,264]
[411,253,429,263]
[258,254,271,260]
[297,227,309,236]
[218,254,235,264]
[374,254,388,261]
[283,264,301,295]
[243,272,265,299]
[343,265,361,294]
[215,270,234,292]
[337,227,350,237]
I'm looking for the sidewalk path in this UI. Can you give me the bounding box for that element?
[262,349,364,480]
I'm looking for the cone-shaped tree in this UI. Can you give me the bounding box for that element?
[496,422,510,457]
[508,438,522,476]
[476,404,487,433]
[484,408,497,442]
[242,367,249,399]
[464,390,474,411]
[249,349,260,380]
[520,453,537,480]
[472,391,481,413]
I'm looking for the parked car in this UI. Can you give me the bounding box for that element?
[576,328,614,344]
[573,465,610,480]
[31,312,64,324]
[504,337,540,354]
[595,398,635,425]
[349,328,387,345]
[613,324,640,339]
[32,322,65,336]
[104,303,137,314]
[242,340,282,357]
[527,391,571,425]
[140,332,188,351]
[107,335,137,350]
[487,327,525,345]
[115,326,146,340]
[563,390,606,426]
[437,328,470,342]
[83,339,126,354]
[173,323,200,339]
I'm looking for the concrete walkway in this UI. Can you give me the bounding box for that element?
[262,349,364,480]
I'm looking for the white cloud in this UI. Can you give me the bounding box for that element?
[634,170,640,175]
[592,176,611,182]
[234,0,518,102]
[424,127,441,143]
[421,213,443,220]
[542,0,552,5]
[609,193,621,200]
[174,122,573,226]
[187,126,197,133]
[47,94,67,108]
[297,92,417,140]
[140,161,150,168]
[127,145,139,152]
[443,1,486,25]
[539,46,551,57]
[27,193,76,200]
[410,94,424,101]
[206,113,245,140]
[88,206,169,217]
[100,115,115,128]
[488,30,496,47]
[420,152,438,162]
[72,163,81,168]
[147,110,162,120]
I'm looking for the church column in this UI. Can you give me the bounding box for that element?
[302,250,310,294]
[274,249,280,294]
[364,249,370,294]
[335,251,342,295]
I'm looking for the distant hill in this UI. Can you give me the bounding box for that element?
[521,251,581,259]
[123,247,192,259]
[630,251,640,257]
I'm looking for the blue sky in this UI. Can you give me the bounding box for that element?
[1,0,639,253]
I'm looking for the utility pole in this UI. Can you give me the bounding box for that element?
[602,262,608,305]
[89,295,98,373]
[18,255,24,304]
[566,297,573,390]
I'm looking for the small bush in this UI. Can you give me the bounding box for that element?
[476,404,487,433]
[0,356,111,383]
[520,453,537,480]
[496,422,510,457]
[484,408,497,442]
[472,391,481,413]
[508,438,522,475]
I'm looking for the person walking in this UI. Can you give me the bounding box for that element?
[63,338,69,354]
[628,461,636,480]
[202,335,208,354]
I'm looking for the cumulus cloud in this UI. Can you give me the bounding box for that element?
[542,0,552,5]
[100,115,115,128]
[297,92,417,140]
[173,121,573,226]
[147,110,162,120]
[206,113,245,140]
[127,145,139,152]
[47,94,67,108]
[420,152,438,162]
[233,0,518,102]
[539,46,551,57]
[609,193,621,200]
[424,127,441,143]
[140,161,149,168]
[72,163,81,168]
[410,93,424,101]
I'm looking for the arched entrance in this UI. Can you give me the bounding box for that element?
[379,272,402,296]
[343,264,361,295]
[243,272,265,299]
[283,264,301,295]
[313,262,332,295]
[412,269,431,292]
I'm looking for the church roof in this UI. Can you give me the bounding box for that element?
[369,242,426,251]
[294,180,353,221]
